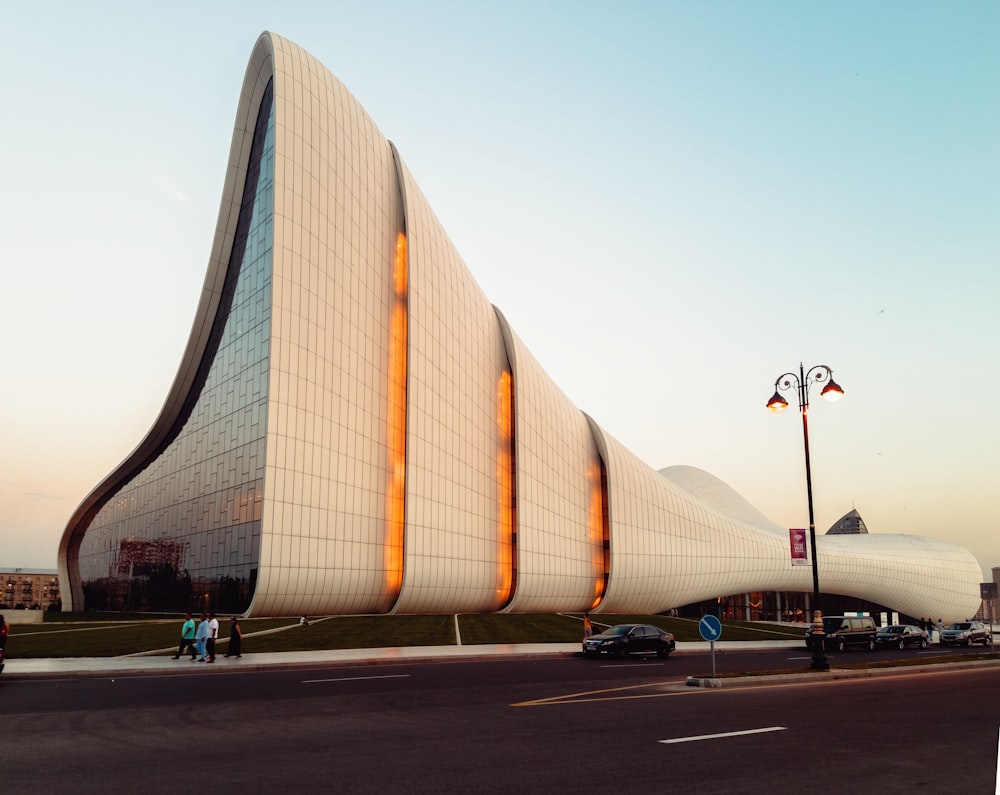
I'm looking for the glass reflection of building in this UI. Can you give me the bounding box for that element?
[76,83,275,614]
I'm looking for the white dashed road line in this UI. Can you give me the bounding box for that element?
[659,726,787,745]
[302,674,412,684]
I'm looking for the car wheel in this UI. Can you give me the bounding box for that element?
[868,638,876,651]
[920,638,928,649]
[617,646,627,659]
[898,639,906,650]
[964,638,971,647]
[657,647,670,658]
[837,638,847,652]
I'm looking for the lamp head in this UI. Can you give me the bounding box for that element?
[766,391,789,413]
[820,378,844,402]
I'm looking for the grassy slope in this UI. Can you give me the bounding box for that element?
[4,612,805,658]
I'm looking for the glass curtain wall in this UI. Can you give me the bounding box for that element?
[76,83,275,614]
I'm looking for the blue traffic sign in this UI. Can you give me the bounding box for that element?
[699,614,723,642]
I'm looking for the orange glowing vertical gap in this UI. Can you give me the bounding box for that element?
[496,370,515,604]
[588,463,607,609]
[385,232,408,597]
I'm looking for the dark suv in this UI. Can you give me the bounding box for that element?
[939,621,992,647]
[805,615,877,652]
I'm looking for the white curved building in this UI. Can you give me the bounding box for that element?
[57,33,982,621]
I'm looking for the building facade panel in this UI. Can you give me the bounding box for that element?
[657,466,983,620]
[57,33,984,622]
[249,36,402,616]
[65,66,276,614]
[495,311,604,613]
[594,423,818,614]
[391,160,508,614]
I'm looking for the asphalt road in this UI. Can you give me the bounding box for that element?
[4,652,998,793]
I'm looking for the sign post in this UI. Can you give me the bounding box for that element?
[699,614,723,678]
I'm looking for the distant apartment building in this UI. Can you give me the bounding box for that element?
[975,567,999,622]
[1,567,61,611]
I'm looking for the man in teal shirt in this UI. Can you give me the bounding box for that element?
[171,612,197,660]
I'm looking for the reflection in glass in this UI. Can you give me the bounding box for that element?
[77,83,275,614]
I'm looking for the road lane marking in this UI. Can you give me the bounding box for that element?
[659,727,787,744]
[513,680,698,707]
[302,674,411,684]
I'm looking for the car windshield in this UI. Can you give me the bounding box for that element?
[950,623,972,630]
[822,618,844,631]
[604,625,632,636]
[882,627,902,634]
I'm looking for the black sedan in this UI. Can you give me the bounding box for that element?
[875,624,928,650]
[582,624,675,658]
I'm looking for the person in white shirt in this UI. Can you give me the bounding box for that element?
[205,613,220,663]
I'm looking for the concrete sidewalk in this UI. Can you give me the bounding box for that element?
[0,640,803,680]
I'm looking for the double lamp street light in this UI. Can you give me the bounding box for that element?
[767,363,844,672]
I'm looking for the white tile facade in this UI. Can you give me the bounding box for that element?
[252,37,404,615]
[59,33,983,622]
[392,159,510,613]
[497,312,606,613]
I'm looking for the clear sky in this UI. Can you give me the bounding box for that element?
[3,2,998,580]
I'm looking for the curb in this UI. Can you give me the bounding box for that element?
[684,657,1000,688]
[0,649,583,681]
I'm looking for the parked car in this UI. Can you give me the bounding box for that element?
[582,624,675,658]
[805,615,877,652]
[875,624,928,649]
[938,621,993,647]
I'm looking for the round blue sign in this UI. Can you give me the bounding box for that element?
[699,614,723,641]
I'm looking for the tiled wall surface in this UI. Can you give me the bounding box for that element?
[59,33,983,622]
[392,158,510,614]
[253,37,402,616]
[497,311,605,613]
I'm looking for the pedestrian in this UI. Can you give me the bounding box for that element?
[936,618,945,640]
[583,612,594,640]
[299,615,310,626]
[172,612,197,659]
[206,612,220,663]
[194,612,209,661]
[225,617,242,658]
[0,614,6,673]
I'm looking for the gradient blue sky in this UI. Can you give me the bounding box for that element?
[3,2,998,580]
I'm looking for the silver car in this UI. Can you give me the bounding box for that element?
[938,621,992,647]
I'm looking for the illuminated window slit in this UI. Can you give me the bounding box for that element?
[385,231,408,598]
[496,369,516,606]
[590,460,610,609]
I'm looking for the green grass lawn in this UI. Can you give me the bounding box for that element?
[8,617,295,658]
[4,612,804,658]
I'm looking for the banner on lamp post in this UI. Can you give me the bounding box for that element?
[790,528,809,566]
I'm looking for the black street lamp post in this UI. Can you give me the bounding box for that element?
[767,363,844,672]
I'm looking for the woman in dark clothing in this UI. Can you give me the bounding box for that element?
[225,617,243,658]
